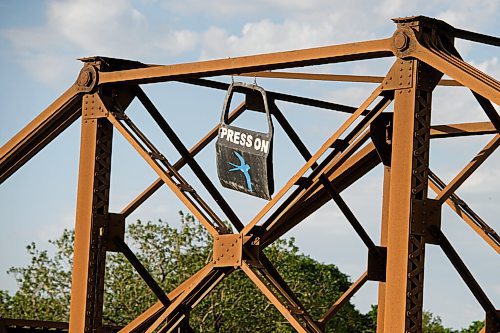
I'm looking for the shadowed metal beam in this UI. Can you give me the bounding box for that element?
[238,71,461,86]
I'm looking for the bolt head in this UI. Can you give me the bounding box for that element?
[394,31,410,51]
[77,70,92,87]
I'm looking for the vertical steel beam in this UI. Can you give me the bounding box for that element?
[376,166,391,333]
[69,93,114,333]
[382,47,442,330]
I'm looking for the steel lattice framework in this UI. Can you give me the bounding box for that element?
[0,16,499,333]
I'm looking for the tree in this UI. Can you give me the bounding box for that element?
[459,321,485,333]
[423,311,454,333]
[0,212,374,332]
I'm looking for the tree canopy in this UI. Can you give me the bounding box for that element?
[0,212,484,333]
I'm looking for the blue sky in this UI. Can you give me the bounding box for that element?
[0,0,499,329]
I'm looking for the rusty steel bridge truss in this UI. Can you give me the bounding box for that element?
[0,16,499,333]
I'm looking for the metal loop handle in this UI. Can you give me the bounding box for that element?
[220,82,273,138]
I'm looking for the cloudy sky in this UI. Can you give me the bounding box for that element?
[0,0,498,329]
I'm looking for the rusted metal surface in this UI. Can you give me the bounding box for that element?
[69,103,113,333]
[430,121,497,138]
[0,15,498,333]
[98,38,393,85]
[0,85,82,184]
[237,71,462,86]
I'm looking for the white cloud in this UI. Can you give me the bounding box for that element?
[1,0,200,86]
[200,19,341,59]
[46,0,147,56]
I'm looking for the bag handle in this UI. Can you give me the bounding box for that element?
[220,82,273,138]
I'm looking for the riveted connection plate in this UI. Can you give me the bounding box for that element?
[213,234,243,267]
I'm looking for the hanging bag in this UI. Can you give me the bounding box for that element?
[216,82,274,200]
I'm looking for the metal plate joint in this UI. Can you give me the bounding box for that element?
[411,199,442,244]
[370,113,393,166]
[367,246,387,282]
[213,234,243,267]
[107,213,125,253]
[381,59,414,91]
[83,93,109,120]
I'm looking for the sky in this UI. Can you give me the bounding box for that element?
[0,0,499,329]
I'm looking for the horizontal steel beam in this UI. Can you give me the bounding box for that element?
[430,121,497,138]
[98,38,393,85]
[182,78,362,114]
[238,71,461,86]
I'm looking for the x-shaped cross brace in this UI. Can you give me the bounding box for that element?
[92,81,393,333]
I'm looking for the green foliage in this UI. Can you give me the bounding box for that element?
[0,213,372,332]
[459,320,484,333]
[421,311,485,333]
[0,213,486,332]
[423,311,454,333]
[0,230,74,321]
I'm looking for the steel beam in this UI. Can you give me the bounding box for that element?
[383,18,444,330]
[435,135,499,204]
[429,226,499,328]
[407,27,500,105]
[107,110,223,236]
[119,102,246,218]
[98,39,393,85]
[135,87,244,231]
[238,71,461,86]
[318,271,368,328]
[376,166,391,333]
[430,122,497,139]
[69,94,114,333]
[182,78,362,114]
[1,15,499,333]
[241,85,383,238]
[0,85,81,184]
[428,171,500,254]
[114,237,171,306]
